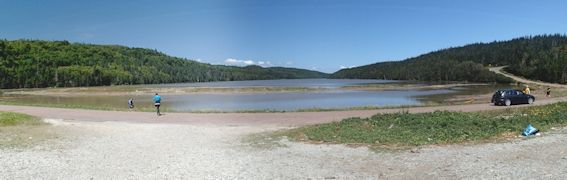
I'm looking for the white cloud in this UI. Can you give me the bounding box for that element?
[225,58,239,64]
[340,65,355,69]
[225,58,273,67]
[243,60,255,65]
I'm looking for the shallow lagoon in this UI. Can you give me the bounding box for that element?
[0,79,511,112]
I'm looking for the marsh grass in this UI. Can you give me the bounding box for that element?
[277,102,567,149]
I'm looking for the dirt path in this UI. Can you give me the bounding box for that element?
[1,95,566,127]
[490,66,567,88]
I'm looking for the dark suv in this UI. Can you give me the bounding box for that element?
[491,89,535,106]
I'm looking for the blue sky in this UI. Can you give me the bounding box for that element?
[1,0,566,73]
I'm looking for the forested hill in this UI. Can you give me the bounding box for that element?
[331,34,567,84]
[0,40,328,89]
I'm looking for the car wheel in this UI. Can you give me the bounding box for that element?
[528,98,534,104]
[505,99,511,106]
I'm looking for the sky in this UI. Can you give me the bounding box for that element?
[1,0,567,73]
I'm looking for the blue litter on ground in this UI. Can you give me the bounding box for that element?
[522,124,539,136]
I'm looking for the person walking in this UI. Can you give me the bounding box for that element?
[128,98,134,109]
[546,87,551,97]
[153,93,161,116]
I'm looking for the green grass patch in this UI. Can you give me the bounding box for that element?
[0,111,43,126]
[277,102,567,148]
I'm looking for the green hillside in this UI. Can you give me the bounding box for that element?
[0,40,328,89]
[332,34,567,84]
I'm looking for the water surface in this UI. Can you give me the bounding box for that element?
[1,79,511,112]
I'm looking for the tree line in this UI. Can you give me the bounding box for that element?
[332,34,567,84]
[0,40,328,89]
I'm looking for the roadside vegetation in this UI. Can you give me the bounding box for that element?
[0,111,55,148]
[276,102,567,149]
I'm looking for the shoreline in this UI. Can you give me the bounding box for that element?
[2,96,567,125]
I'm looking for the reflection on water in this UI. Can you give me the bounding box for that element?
[0,79,519,112]
[165,89,453,111]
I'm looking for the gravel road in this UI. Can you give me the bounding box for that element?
[2,118,567,179]
[490,66,567,88]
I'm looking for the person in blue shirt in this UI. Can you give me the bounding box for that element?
[153,93,161,116]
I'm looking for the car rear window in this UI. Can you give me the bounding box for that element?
[494,91,505,97]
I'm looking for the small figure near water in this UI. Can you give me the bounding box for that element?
[128,98,134,109]
[153,93,162,116]
[546,88,551,97]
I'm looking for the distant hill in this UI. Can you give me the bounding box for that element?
[331,34,567,84]
[0,40,328,89]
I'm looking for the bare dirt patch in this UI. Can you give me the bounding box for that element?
[0,118,77,149]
